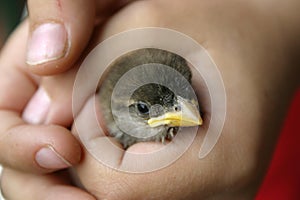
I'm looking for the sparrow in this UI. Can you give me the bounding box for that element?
[98,48,202,148]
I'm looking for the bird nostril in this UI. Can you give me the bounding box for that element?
[174,105,181,112]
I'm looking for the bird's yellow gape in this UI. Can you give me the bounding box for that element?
[148,97,203,128]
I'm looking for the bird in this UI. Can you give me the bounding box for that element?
[97,48,203,149]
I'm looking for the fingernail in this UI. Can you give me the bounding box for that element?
[27,23,68,65]
[35,145,71,169]
[22,87,51,124]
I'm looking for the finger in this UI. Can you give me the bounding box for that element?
[1,168,96,200]
[0,20,81,173]
[0,122,81,173]
[26,0,95,75]
[22,68,78,126]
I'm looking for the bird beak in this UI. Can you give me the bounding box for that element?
[148,97,203,128]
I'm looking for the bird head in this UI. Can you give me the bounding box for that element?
[98,48,203,147]
[129,83,202,129]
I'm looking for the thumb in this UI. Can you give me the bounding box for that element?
[26,0,95,75]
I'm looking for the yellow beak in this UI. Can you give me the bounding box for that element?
[148,97,203,128]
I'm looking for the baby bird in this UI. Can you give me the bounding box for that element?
[98,48,202,148]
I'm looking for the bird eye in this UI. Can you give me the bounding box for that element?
[136,102,150,115]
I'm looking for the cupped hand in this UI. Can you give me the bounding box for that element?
[73,1,299,199]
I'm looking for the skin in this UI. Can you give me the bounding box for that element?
[0,0,299,199]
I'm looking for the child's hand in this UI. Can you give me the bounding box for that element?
[1,1,135,199]
[0,19,83,173]
[1,0,299,199]
[71,1,299,199]
[0,0,134,173]
[0,20,96,199]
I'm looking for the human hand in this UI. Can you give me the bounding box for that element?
[0,19,98,199]
[0,1,137,199]
[72,1,299,199]
[2,0,300,199]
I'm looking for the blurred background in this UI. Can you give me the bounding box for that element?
[0,1,299,200]
[0,0,25,47]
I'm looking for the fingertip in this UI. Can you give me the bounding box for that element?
[0,124,82,173]
[43,125,83,168]
[26,0,96,75]
[26,22,68,66]
[35,145,72,170]
[33,125,83,172]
